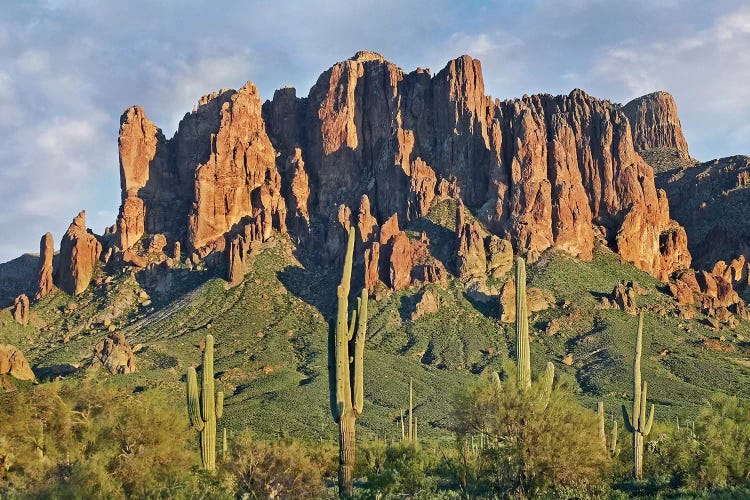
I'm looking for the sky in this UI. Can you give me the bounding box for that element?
[0,0,748,263]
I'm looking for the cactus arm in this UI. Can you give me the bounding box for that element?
[611,420,618,454]
[515,257,531,390]
[348,307,357,342]
[215,391,224,420]
[638,381,648,431]
[643,404,655,436]
[352,289,367,416]
[632,312,643,431]
[541,362,554,403]
[491,371,502,392]
[598,402,606,450]
[341,228,354,298]
[186,367,205,432]
[622,405,635,433]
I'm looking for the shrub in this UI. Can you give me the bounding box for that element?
[0,379,208,498]
[644,394,750,491]
[360,441,438,498]
[225,432,330,499]
[453,366,610,498]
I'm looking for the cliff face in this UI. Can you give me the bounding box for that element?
[622,91,689,154]
[261,52,690,281]
[657,155,750,270]
[102,51,692,290]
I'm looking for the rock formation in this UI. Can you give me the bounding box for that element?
[622,91,689,154]
[12,294,29,325]
[266,52,689,280]
[24,51,698,298]
[55,211,102,296]
[188,83,287,251]
[599,281,648,315]
[656,156,750,270]
[116,105,169,250]
[0,344,35,380]
[411,289,439,320]
[92,332,137,375]
[35,232,54,299]
[499,280,553,323]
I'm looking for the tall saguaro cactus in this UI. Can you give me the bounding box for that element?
[622,311,655,479]
[186,334,224,471]
[515,257,531,390]
[330,227,368,498]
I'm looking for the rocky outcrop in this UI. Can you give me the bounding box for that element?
[12,294,29,325]
[93,52,698,292]
[499,280,553,323]
[55,211,102,296]
[188,83,287,251]
[411,289,439,320]
[283,53,690,280]
[656,156,750,270]
[0,344,35,380]
[92,332,136,375]
[116,106,169,249]
[227,235,245,286]
[600,281,648,315]
[455,202,514,279]
[35,232,54,299]
[622,91,689,154]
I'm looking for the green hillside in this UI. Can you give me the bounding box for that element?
[2,200,749,444]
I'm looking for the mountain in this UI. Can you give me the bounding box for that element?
[1,52,749,439]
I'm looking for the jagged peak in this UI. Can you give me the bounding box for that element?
[350,50,386,63]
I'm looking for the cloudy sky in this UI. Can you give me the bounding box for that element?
[0,0,748,263]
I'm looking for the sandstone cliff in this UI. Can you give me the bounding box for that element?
[62,51,697,297]
[55,211,102,296]
[622,91,689,154]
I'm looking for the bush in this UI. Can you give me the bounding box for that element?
[360,441,438,498]
[0,379,210,498]
[225,432,332,499]
[453,366,610,498]
[643,394,750,491]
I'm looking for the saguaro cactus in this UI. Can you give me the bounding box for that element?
[598,402,618,456]
[186,334,224,471]
[515,257,531,390]
[330,227,368,497]
[408,378,414,441]
[622,311,655,479]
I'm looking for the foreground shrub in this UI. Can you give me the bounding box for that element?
[359,440,439,498]
[0,379,206,498]
[644,394,750,491]
[453,367,610,498]
[225,432,331,499]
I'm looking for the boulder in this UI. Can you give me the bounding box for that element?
[410,289,440,321]
[0,344,35,380]
[92,332,136,374]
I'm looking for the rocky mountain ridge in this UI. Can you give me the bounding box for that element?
[2,51,735,313]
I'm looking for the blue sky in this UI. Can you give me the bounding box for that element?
[1,0,748,263]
